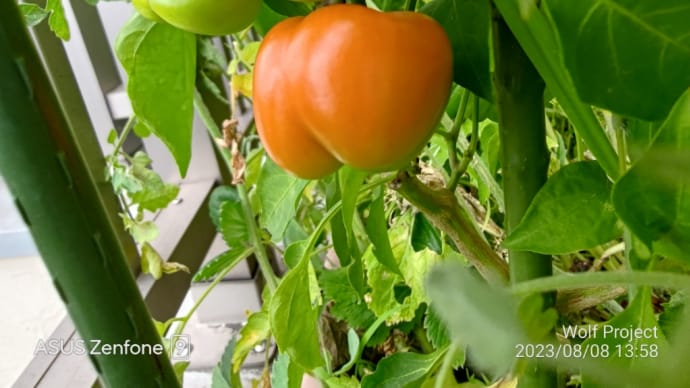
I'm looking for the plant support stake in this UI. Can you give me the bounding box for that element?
[0,3,179,386]
[492,4,555,387]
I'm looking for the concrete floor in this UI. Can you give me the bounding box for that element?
[0,255,66,388]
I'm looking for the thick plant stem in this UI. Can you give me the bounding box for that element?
[393,172,509,286]
[492,5,555,388]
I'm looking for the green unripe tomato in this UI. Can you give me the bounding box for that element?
[132,0,163,22]
[148,0,261,36]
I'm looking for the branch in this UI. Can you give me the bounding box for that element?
[392,171,509,286]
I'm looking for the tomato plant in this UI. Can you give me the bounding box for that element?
[13,0,690,387]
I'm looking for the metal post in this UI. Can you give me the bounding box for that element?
[0,2,180,386]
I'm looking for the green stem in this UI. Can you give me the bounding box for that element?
[492,5,555,387]
[173,247,255,336]
[394,171,509,285]
[511,271,690,295]
[413,326,434,354]
[434,343,458,388]
[492,0,620,180]
[237,182,279,293]
[194,90,280,293]
[446,89,470,190]
[452,95,480,182]
[111,116,135,157]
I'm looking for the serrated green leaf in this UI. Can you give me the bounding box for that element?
[424,306,450,350]
[115,15,196,176]
[110,165,143,194]
[269,256,324,370]
[271,352,304,388]
[504,161,622,254]
[141,243,163,279]
[421,0,493,101]
[211,337,241,388]
[361,350,445,388]
[219,201,249,250]
[581,289,668,388]
[259,158,309,242]
[20,4,49,28]
[426,262,521,375]
[209,186,240,229]
[612,89,690,262]
[193,248,250,282]
[129,160,180,212]
[411,212,442,254]
[232,310,270,372]
[320,267,376,329]
[365,219,440,324]
[547,0,690,121]
[46,0,70,40]
[365,186,401,275]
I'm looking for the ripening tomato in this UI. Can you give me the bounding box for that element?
[253,4,453,179]
[148,0,261,36]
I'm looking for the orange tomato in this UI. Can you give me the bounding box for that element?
[253,4,453,179]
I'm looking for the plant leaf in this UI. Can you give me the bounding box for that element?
[258,158,309,242]
[211,337,241,388]
[232,310,270,372]
[612,89,690,262]
[46,0,70,41]
[128,152,180,211]
[421,0,493,101]
[547,0,690,121]
[271,352,304,388]
[361,350,445,388]
[115,15,196,176]
[365,219,440,324]
[193,248,249,282]
[269,256,324,370]
[365,186,402,275]
[338,166,367,263]
[208,186,240,229]
[581,288,668,388]
[141,243,163,279]
[426,261,521,375]
[320,267,376,329]
[264,0,311,17]
[219,201,249,250]
[410,212,442,254]
[19,4,49,27]
[504,161,622,254]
